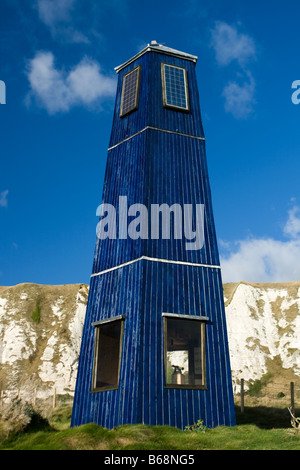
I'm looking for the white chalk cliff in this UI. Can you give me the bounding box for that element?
[0,281,299,400]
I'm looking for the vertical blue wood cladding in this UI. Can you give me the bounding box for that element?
[71,263,144,428]
[93,132,220,273]
[71,45,236,429]
[108,51,204,149]
[140,260,235,428]
[72,259,235,429]
[93,49,210,274]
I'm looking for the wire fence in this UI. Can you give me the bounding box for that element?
[0,388,74,410]
[1,380,299,414]
[234,379,300,413]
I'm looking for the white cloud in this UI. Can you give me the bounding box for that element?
[210,21,257,119]
[211,21,256,67]
[222,72,256,119]
[26,51,116,114]
[220,206,300,283]
[283,206,300,239]
[36,0,89,43]
[37,0,75,27]
[0,190,8,208]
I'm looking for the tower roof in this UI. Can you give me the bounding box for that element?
[115,41,198,73]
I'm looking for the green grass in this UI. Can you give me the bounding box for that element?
[31,298,41,324]
[1,422,299,451]
[0,405,300,450]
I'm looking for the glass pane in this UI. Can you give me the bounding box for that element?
[164,65,188,110]
[165,318,202,386]
[94,320,122,389]
[121,67,140,116]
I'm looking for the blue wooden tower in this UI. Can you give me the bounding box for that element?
[71,42,236,429]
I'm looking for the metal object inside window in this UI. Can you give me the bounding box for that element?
[164,315,206,389]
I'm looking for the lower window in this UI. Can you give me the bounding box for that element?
[91,316,125,392]
[164,315,207,389]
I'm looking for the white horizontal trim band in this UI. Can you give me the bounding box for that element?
[108,126,205,151]
[91,256,221,278]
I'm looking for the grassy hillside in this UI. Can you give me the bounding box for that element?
[1,404,300,450]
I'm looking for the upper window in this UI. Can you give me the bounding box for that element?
[162,64,189,112]
[120,65,141,118]
[91,316,125,392]
[163,314,206,389]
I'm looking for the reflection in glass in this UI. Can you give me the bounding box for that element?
[165,317,204,387]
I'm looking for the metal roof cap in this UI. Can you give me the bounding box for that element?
[115,42,198,73]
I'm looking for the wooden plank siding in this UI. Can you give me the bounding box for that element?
[71,46,236,429]
[71,260,235,428]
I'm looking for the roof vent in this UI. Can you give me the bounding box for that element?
[150,40,159,46]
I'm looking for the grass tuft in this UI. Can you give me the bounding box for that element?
[31,298,41,324]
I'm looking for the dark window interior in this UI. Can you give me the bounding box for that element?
[92,319,124,391]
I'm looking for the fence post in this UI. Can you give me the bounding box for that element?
[290,382,295,415]
[240,378,245,413]
[53,388,56,409]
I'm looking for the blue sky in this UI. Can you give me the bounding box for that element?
[1,0,300,286]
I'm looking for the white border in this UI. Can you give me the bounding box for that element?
[108,126,205,151]
[91,256,221,278]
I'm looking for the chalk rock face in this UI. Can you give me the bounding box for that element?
[0,283,88,401]
[224,281,300,392]
[0,281,299,400]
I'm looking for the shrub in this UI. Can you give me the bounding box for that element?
[247,379,263,397]
[184,419,206,432]
[247,373,273,397]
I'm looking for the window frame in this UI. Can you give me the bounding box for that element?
[120,65,142,118]
[161,63,190,112]
[91,315,125,393]
[163,313,207,390]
